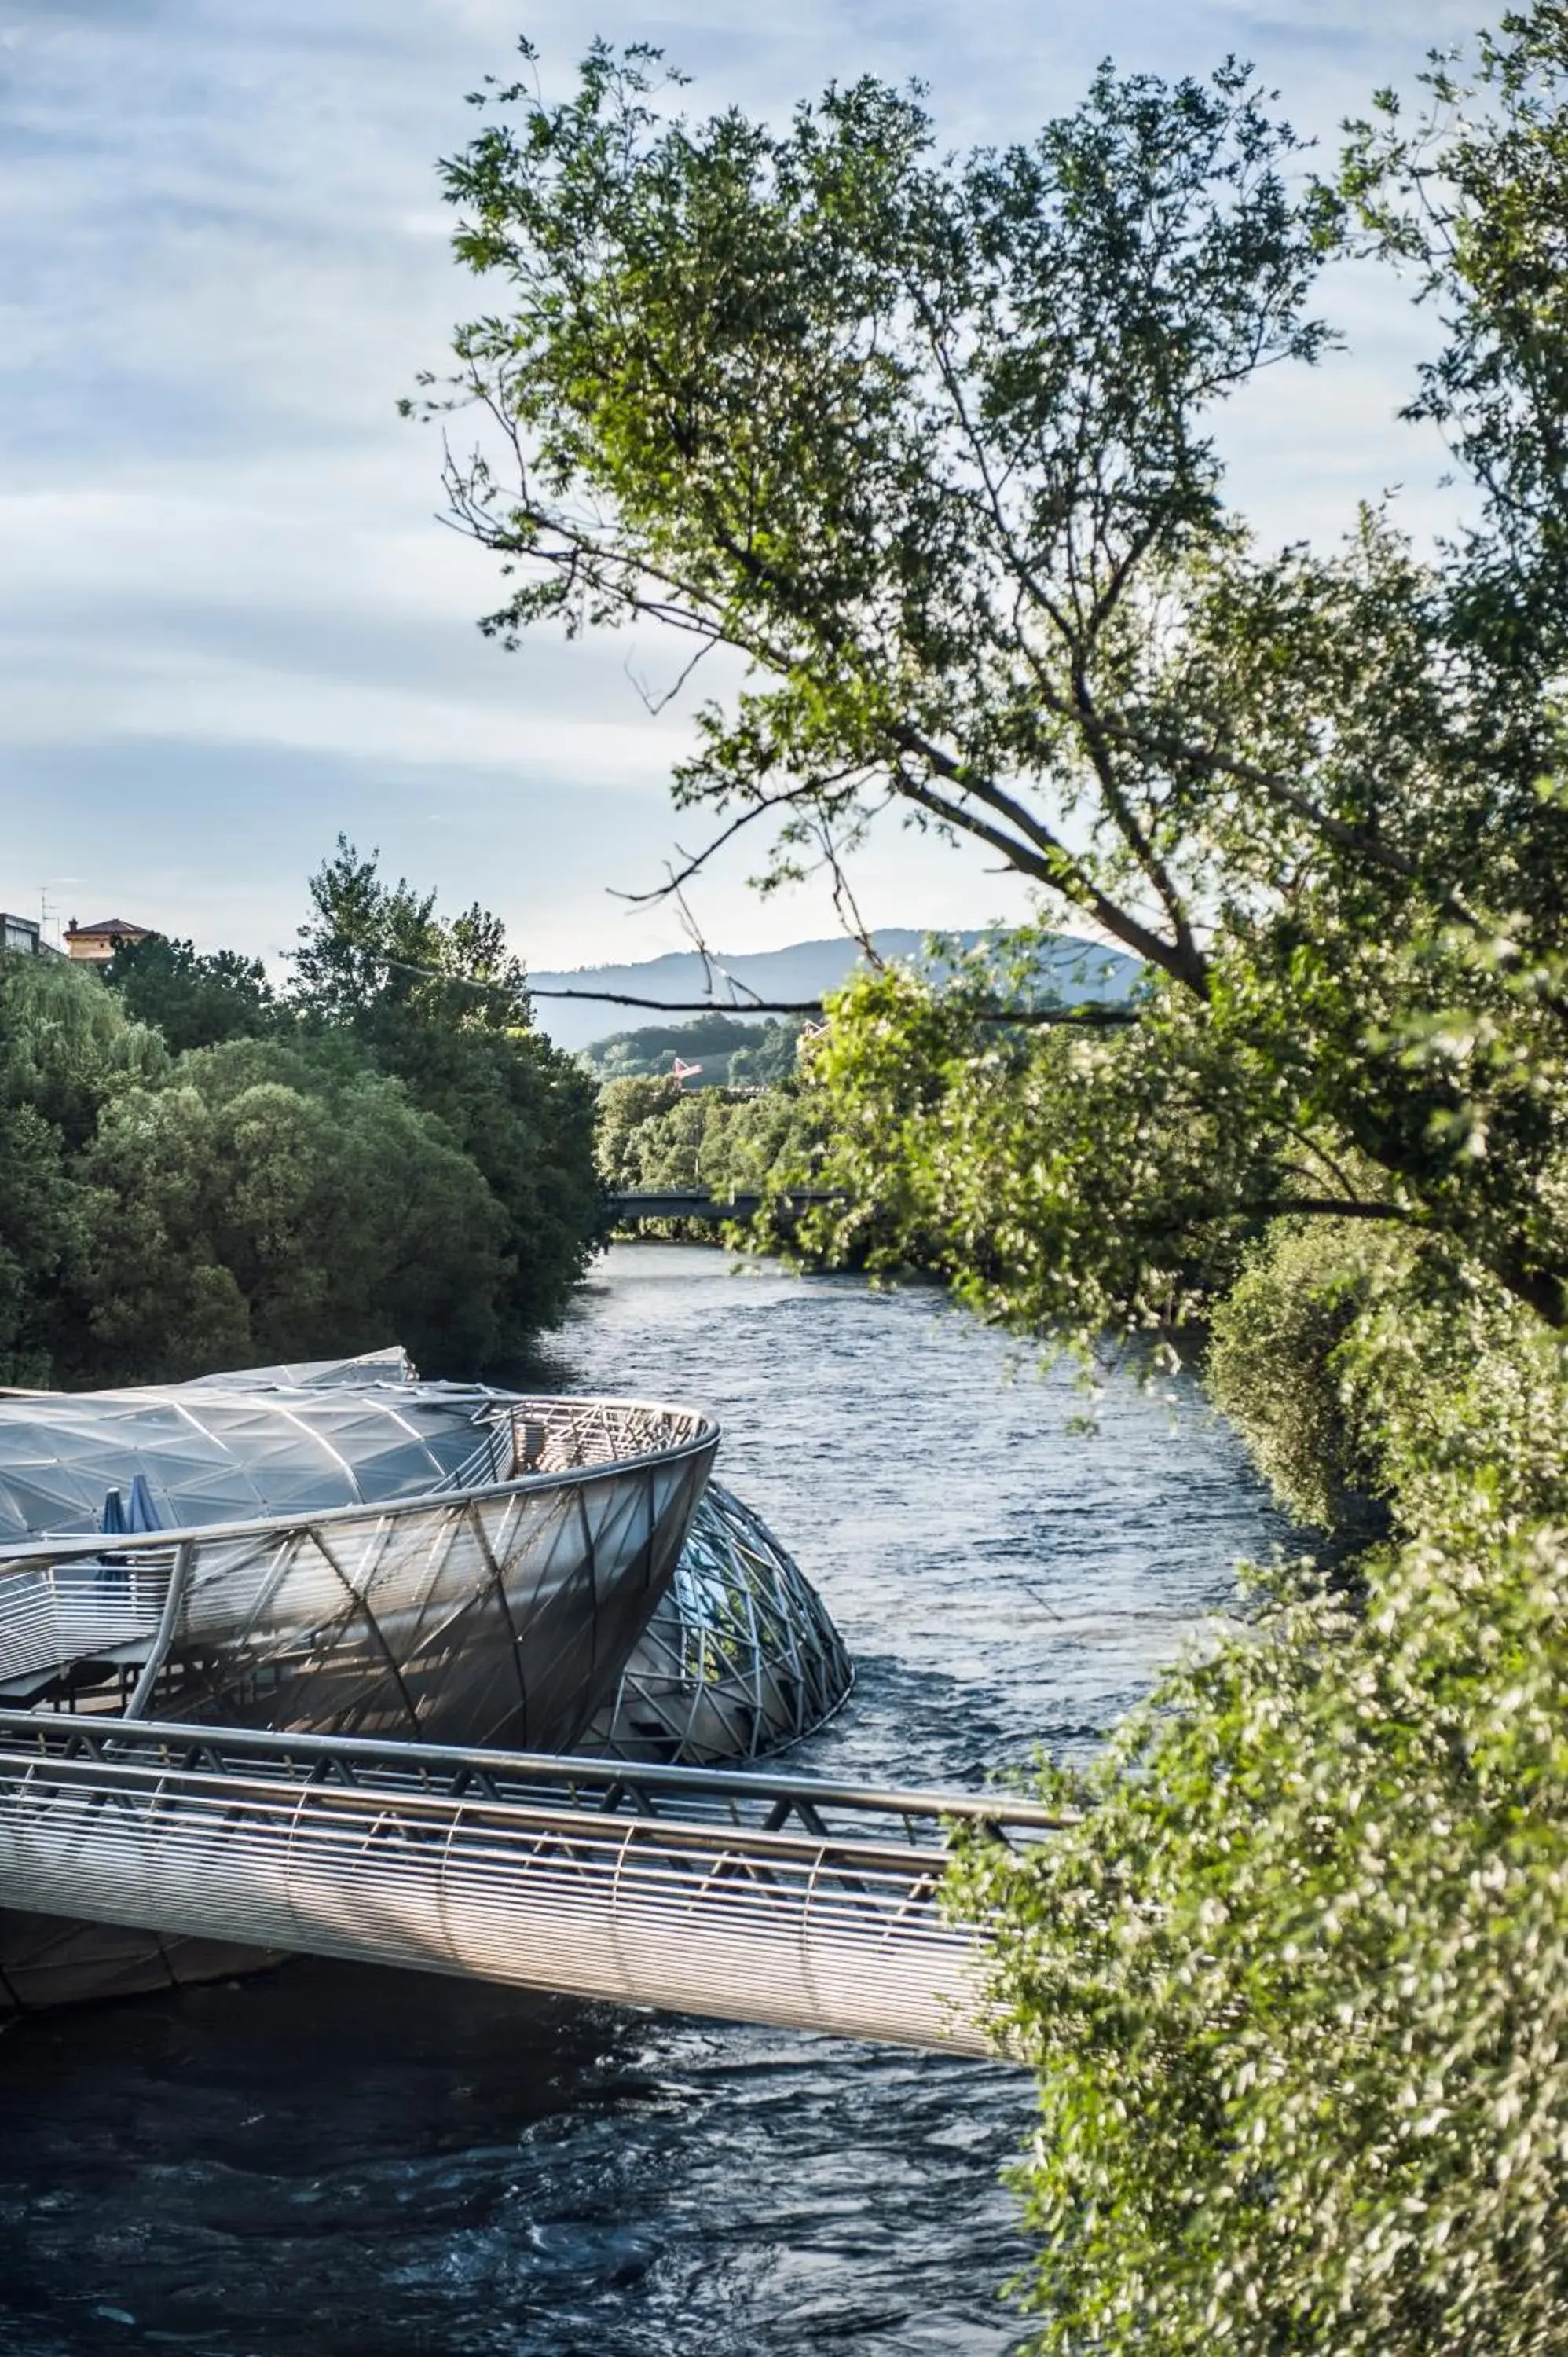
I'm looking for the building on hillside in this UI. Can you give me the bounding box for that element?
[1,913,42,956]
[64,915,154,965]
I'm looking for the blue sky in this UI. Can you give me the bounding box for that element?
[0,0,1486,974]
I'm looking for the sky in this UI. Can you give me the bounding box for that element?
[0,0,1489,974]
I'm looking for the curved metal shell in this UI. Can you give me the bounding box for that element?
[0,1395,719,1755]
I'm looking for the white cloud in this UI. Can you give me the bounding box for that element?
[0,0,1491,962]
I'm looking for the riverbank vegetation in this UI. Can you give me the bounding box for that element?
[595,1067,825,1219]
[0,844,600,1386]
[432,9,1568,2349]
[581,1010,804,1087]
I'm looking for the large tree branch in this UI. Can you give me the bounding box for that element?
[1069,666,1205,978]
[449,456,1232,998]
[885,731,1207,988]
[375,956,1137,1025]
[529,984,1136,1025]
[1232,1196,1412,1222]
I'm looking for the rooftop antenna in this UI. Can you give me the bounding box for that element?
[37,882,79,950]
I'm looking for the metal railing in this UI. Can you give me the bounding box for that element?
[0,1710,1061,2052]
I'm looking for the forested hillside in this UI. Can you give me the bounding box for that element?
[581,1012,803,1087]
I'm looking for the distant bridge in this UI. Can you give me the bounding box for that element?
[0,1710,1057,2050]
[608,1188,846,1226]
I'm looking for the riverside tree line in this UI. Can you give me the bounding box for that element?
[0,842,599,1385]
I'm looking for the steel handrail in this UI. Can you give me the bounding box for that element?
[0,1397,720,1576]
[0,1707,1067,1831]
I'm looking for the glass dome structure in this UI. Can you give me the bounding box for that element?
[587,1481,852,1765]
[0,1354,855,2011]
[0,1375,718,1756]
[0,1351,853,1768]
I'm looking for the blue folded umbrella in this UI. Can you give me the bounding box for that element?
[100,1476,161,1541]
[126,1475,161,1532]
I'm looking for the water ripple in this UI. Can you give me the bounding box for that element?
[0,1246,1291,2355]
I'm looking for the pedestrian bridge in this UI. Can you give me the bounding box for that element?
[607,1187,845,1225]
[0,1710,1058,2053]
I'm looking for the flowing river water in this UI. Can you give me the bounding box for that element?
[0,1244,1291,2357]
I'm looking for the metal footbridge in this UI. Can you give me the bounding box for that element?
[606,1187,846,1226]
[0,1710,1058,2053]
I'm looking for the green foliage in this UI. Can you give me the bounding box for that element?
[292,841,603,1347]
[0,953,160,1384]
[428,24,1568,1332]
[1212,1213,1568,1549]
[952,1508,1568,2357]
[423,14,1568,2351]
[724,1019,802,1089]
[291,837,529,1032]
[596,1072,823,1211]
[104,933,277,1054]
[581,1010,800,1087]
[1206,1222,1393,1527]
[0,948,167,1149]
[1342,4,1568,634]
[0,852,603,1387]
[793,953,1319,1339]
[0,1100,86,1386]
[70,1046,507,1384]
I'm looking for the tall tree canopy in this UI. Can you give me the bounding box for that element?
[291,841,603,1349]
[106,934,277,1054]
[427,13,1568,2352]
[423,13,1568,1334]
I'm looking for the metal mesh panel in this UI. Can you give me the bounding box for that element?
[584,1483,853,1765]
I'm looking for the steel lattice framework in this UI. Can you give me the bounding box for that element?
[0,1397,718,1754]
[588,1482,852,1764]
[0,1363,868,2013]
[0,1711,1061,2047]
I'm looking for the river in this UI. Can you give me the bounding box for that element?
[0,1245,1291,2357]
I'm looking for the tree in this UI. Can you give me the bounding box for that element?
[71,1043,510,1383]
[292,841,603,1347]
[0,870,600,1387]
[424,16,1568,2352]
[422,27,1568,1331]
[0,1101,86,1385]
[0,947,167,1152]
[291,837,529,1032]
[596,1070,825,1201]
[724,1017,803,1087]
[104,933,278,1054]
[0,951,163,1381]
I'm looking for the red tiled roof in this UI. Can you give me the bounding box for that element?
[68,918,152,937]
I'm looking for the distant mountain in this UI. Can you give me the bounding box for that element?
[528,929,1140,1054]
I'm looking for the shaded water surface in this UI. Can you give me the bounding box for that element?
[0,1247,1290,2355]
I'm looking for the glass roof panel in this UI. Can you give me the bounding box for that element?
[0,1383,495,1543]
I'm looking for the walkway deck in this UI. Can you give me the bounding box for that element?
[0,1712,1059,2052]
[607,1188,844,1224]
